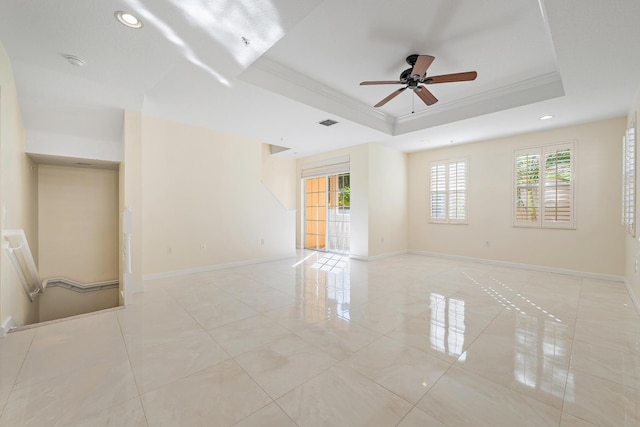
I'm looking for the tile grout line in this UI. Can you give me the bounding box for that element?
[559,276,586,423]
[402,269,533,426]
[191,274,327,425]
[0,328,38,422]
[221,282,337,427]
[114,310,151,427]
[123,289,245,398]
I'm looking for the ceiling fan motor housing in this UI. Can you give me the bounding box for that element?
[400,68,413,83]
[405,54,420,66]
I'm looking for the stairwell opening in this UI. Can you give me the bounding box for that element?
[36,163,120,322]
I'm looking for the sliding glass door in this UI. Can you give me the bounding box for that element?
[304,173,350,254]
[304,176,326,250]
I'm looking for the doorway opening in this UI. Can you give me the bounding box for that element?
[303,173,350,254]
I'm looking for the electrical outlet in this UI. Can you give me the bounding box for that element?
[201,244,206,251]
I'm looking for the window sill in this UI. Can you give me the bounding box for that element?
[429,221,468,225]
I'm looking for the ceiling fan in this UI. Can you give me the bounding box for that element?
[360,54,477,107]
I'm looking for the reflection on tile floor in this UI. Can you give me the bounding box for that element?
[1,251,639,426]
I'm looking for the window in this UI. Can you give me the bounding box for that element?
[430,158,467,224]
[623,125,636,236]
[514,142,575,229]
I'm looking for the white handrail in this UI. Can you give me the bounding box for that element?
[2,229,43,301]
[42,277,118,293]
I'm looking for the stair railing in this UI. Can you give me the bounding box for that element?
[2,229,43,301]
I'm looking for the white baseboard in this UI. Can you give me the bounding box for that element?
[123,285,144,305]
[408,250,625,282]
[127,285,144,293]
[142,253,298,281]
[349,250,409,262]
[1,316,17,337]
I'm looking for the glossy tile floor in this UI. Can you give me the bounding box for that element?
[1,252,639,426]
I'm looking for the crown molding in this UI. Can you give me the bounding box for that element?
[241,56,395,134]
[242,57,565,137]
[394,72,565,135]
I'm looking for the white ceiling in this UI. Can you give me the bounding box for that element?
[0,0,639,158]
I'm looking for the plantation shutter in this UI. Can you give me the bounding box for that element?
[430,162,446,221]
[448,160,467,223]
[514,149,541,227]
[430,158,468,224]
[542,144,574,227]
[623,126,636,236]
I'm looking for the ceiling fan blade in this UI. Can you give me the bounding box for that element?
[425,71,478,84]
[411,55,435,79]
[374,87,407,107]
[415,86,438,106]
[360,80,403,85]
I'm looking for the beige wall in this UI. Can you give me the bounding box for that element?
[0,42,39,328]
[367,144,408,257]
[39,286,118,323]
[625,86,640,303]
[409,117,626,276]
[38,165,119,283]
[140,115,296,276]
[261,144,297,210]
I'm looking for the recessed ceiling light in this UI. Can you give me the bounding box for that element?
[114,11,143,29]
[63,54,85,67]
[539,115,554,120]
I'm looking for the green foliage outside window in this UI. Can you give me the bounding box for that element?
[338,174,350,208]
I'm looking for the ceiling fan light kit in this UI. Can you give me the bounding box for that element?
[360,54,477,108]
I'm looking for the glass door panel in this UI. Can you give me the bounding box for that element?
[327,174,350,254]
[304,174,349,254]
[304,177,326,250]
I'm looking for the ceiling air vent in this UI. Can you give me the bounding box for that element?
[318,119,338,127]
